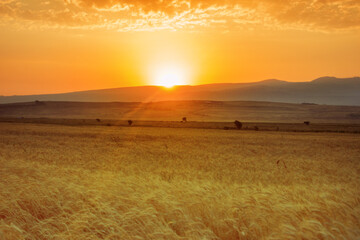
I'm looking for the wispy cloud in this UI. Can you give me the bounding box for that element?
[0,0,359,32]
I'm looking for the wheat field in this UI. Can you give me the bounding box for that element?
[0,122,359,239]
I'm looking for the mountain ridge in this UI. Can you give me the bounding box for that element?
[1,77,359,106]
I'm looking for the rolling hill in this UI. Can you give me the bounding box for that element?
[1,100,360,124]
[1,77,359,106]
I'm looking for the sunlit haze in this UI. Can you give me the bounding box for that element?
[0,0,359,95]
[152,63,189,88]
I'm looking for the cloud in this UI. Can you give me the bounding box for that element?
[0,0,359,32]
[264,0,360,30]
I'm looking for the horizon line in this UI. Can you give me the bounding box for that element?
[1,76,359,97]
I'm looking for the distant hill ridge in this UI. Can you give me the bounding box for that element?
[1,77,359,106]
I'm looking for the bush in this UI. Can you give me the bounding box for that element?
[234,120,242,129]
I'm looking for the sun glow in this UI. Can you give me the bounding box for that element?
[153,65,187,88]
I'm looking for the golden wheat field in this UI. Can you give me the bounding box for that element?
[0,122,359,240]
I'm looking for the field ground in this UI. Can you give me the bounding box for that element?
[1,117,360,134]
[1,100,360,124]
[0,122,359,239]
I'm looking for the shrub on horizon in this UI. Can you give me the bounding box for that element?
[234,120,242,130]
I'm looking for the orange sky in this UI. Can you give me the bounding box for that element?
[0,0,360,95]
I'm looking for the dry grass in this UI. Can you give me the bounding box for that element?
[0,123,359,239]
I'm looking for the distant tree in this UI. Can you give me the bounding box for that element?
[96,118,101,122]
[128,120,133,126]
[234,120,242,129]
[254,126,259,131]
[182,117,187,122]
[304,121,310,125]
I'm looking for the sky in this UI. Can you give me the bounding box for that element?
[0,0,360,95]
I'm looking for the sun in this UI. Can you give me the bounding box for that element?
[153,65,187,88]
